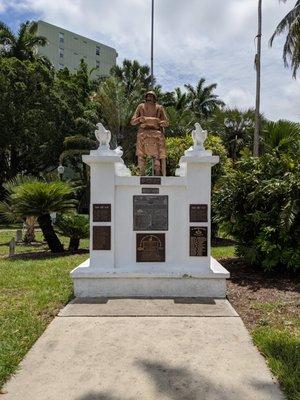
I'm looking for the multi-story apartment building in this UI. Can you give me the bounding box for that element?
[37,20,117,78]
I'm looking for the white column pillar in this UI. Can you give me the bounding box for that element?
[83,154,122,271]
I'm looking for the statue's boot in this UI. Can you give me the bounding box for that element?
[138,156,146,176]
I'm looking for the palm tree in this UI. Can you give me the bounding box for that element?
[262,120,300,154]
[165,107,196,137]
[94,76,141,144]
[210,108,255,163]
[0,20,50,64]
[111,59,153,95]
[170,87,189,111]
[254,0,262,157]
[270,0,300,78]
[185,78,224,119]
[0,179,76,253]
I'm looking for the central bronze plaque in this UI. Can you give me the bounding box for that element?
[190,227,207,256]
[133,195,168,231]
[93,226,111,250]
[136,233,165,262]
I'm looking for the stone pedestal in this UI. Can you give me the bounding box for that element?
[71,124,229,298]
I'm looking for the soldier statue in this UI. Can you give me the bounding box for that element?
[131,91,169,176]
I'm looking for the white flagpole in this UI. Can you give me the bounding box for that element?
[151,0,154,88]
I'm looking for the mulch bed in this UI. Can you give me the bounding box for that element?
[222,258,300,331]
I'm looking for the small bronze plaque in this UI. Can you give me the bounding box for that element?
[140,177,161,185]
[190,204,208,222]
[136,233,165,262]
[142,187,159,194]
[133,195,168,231]
[190,227,207,257]
[93,204,111,222]
[93,226,111,250]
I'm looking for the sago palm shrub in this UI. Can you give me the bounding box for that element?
[0,178,76,253]
[56,213,89,252]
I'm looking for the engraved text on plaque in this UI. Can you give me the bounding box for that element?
[93,226,111,250]
[142,187,159,194]
[133,195,168,231]
[190,204,208,222]
[140,177,161,185]
[136,233,165,262]
[190,227,207,256]
[93,204,111,222]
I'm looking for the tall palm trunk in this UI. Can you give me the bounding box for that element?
[37,213,64,253]
[254,0,262,156]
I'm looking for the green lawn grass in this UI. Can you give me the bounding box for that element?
[0,227,89,388]
[0,253,89,388]
[0,228,298,399]
[253,328,300,400]
[211,245,235,259]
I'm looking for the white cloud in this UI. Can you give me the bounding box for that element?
[223,88,253,110]
[1,0,299,121]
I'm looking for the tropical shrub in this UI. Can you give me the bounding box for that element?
[262,120,300,155]
[205,108,256,162]
[0,178,76,252]
[213,153,300,270]
[166,134,230,183]
[56,213,89,252]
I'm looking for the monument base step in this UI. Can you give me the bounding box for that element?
[71,258,229,299]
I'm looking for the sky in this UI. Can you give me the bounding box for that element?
[0,0,299,122]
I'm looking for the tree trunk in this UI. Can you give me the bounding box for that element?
[254,0,262,156]
[37,214,64,253]
[68,237,80,253]
[23,216,36,243]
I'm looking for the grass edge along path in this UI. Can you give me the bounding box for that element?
[0,253,88,389]
[253,327,300,400]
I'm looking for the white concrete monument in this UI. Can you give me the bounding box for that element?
[71,123,229,297]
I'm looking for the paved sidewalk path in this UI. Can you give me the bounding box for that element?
[2,299,284,400]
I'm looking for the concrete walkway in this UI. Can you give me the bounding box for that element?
[2,299,284,400]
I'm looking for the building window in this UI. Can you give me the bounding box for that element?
[59,63,64,69]
[59,32,64,44]
[59,49,64,58]
[96,60,100,68]
[96,46,100,56]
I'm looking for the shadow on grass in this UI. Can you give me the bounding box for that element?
[3,249,89,261]
[211,237,236,247]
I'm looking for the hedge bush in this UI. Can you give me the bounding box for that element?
[166,134,230,183]
[213,152,300,270]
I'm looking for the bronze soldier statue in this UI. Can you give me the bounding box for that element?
[131,91,169,176]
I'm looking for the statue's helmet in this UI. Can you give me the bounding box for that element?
[145,91,157,102]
